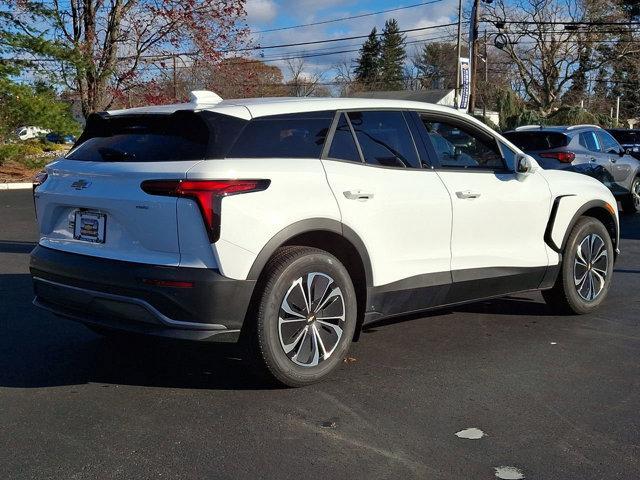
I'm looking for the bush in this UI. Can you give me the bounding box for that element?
[0,79,81,140]
[0,141,51,166]
[0,144,24,165]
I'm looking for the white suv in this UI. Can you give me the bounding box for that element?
[30,91,619,386]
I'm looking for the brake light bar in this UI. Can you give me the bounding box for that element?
[141,179,270,242]
[540,151,575,163]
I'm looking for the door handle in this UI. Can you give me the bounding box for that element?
[610,157,617,163]
[590,157,597,162]
[456,190,481,199]
[343,190,374,201]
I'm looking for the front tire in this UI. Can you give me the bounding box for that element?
[620,176,640,214]
[542,217,614,314]
[250,246,357,387]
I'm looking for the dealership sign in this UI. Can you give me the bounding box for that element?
[458,57,470,112]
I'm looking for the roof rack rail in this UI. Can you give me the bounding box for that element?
[189,90,223,105]
[566,124,601,130]
[514,124,545,131]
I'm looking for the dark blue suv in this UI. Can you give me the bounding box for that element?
[504,125,640,213]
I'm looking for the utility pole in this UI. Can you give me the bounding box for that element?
[615,96,620,127]
[454,0,463,108]
[469,0,480,114]
[482,29,488,119]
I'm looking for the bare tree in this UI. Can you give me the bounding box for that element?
[4,0,250,116]
[284,59,327,97]
[332,59,356,97]
[483,0,637,115]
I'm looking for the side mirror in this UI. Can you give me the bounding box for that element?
[619,148,626,157]
[516,154,532,173]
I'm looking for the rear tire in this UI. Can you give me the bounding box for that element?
[542,217,613,314]
[620,176,640,214]
[249,246,357,387]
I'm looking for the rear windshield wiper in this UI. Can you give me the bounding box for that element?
[97,147,137,162]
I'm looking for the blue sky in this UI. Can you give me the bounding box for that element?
[244,0,460,78]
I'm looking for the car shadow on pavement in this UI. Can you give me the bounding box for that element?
[620,214,640,240]
[0,273,279,391]
[362,294,552,334]
[0,240,37,254]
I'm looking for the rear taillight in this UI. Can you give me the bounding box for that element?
[540,151,575,163]
[141,179,270,242]
[32,170,48,219]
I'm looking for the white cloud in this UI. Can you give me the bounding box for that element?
[246,0,278,24]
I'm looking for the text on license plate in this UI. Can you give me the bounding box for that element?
[74,211,106,243]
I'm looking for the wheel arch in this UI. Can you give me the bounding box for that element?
[546,198,619,257]
[245,218,373,342]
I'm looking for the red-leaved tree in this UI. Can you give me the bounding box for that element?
[4,0,250,116]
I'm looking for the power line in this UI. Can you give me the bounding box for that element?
[232,22,460,53]
[482,20,640,27]
[254,0,444,34]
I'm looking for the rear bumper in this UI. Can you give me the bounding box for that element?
[30,246,256,342]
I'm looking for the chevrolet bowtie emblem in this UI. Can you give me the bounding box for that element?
[71,179,91,190]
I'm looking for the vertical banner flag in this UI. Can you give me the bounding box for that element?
[458,57,470,112]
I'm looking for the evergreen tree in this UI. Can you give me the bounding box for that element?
[414,42,456,89]
[379,19,406,90]
[354,28,381,88]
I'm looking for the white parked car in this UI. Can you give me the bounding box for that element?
[30,91,619,386]
[15,125,50,140]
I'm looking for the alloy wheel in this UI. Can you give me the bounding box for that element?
[573,233,608,301]
[632,178,640,209]
[278,272,345,367]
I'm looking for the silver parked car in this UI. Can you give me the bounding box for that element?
[504,124,640,213]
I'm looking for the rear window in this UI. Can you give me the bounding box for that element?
[67,111,247,162]
[228,111,333,159]
[609,130,640,145]
[503,131,569,151]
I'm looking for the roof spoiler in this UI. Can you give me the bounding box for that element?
[189,90,223,105]
[566,124,602,130]
[514,124,545,131]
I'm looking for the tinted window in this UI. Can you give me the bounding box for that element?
[68,111,224,162]
[229,111,333,158]
[327,113,361,162]
[609,130,640,145]
[422,119,505,169]
[579,132,600,152]
[499,142,517,170]
[502,131,569,151]
[347,111,420,168]
[597,131,621,153]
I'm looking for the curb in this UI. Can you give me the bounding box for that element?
[0,182,33,190]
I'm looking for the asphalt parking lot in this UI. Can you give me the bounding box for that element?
[1,188,639,480]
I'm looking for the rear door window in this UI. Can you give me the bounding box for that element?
[228,111,333,159]
[346,111,420,168]
[579,132,600,152]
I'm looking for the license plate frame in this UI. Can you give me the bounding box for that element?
[73,210,106,243]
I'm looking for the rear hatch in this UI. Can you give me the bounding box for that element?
[34,108,248,266]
